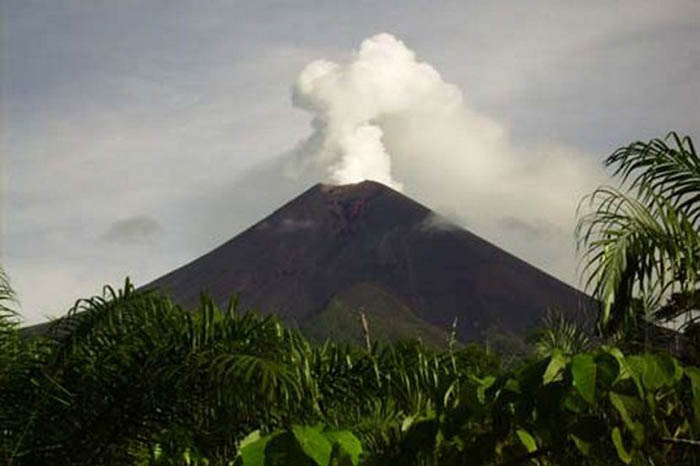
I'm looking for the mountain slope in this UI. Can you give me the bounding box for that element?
[300,282,450,348]
[146,181,593,341]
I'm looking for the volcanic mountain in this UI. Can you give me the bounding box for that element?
[145,181,593,344]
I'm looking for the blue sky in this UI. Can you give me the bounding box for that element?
[2,1,698,323]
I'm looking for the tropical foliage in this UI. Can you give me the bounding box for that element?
[531,309,594,358]
[1,277,699,465]
[235,424,363,466]
[0,278,499,465]
[577,132,700,338]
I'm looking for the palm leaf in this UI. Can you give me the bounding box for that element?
[606,132,700,225]
[577,133,700,333]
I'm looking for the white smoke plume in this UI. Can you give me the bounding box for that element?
[292,33,462,190]
[416,212,461,234]
[291,33,606,284]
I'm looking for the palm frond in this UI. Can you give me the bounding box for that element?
[577,186,700,330]
[577,133,700,335]
[0,266,18,318]
[606,132,700,225]
[533,309,593,357]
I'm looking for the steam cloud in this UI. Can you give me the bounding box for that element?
[417,213,461,234]
[292,33,462,190]
[101,215,164,245]
[292,33,606,283]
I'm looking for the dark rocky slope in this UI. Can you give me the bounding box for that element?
[146,181,594,341]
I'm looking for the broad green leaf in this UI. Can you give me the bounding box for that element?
[609,392,645,444]
[516,428,537,453]
[543,350,568,385]
[480,375,497,388]
[503,377,520,393]
[477,375,496,403]
[401,418,439,454]
[603,346,626,366]
[570,434,591,456]
[151,444,162,460]
[611,427,632,464]
[562,391,587,413]
[628,353,678,392]
[625,355,645,380]
[685,366,700,426]
[594,351,620,390]
[401,414,416,432]
[623,355,646,396]
[569,416,605,456]
[325,430,362,466]
[292,425,333,466]
[265,432,317,466]
[571,354,597,404]
[239,430,262,449]
[238,430,274,466]
[329,444,354,466]
[644,354,679,390]
[665,353,683,384]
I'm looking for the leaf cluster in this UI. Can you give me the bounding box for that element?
[577,132,700,335]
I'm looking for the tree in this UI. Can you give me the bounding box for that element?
[2,272,699,464]
[577,132,700,337]
[0,266,16,317]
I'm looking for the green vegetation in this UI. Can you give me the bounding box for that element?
[236,424,362,466]
[1,281,698,465]
[577,132,700,340]
[2,133,699,464]
[301,283,448,348]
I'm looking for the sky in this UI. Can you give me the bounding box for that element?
[1,1,698,324]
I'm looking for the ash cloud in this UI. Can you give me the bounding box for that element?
[102,216,164,244]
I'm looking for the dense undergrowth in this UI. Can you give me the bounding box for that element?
[1,281,699,465]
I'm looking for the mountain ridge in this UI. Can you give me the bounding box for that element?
[145,180,594,342]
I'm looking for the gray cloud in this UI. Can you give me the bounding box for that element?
[497,217,563,240]
[101,216,164,244]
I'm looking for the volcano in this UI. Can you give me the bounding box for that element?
[145,181,593,344]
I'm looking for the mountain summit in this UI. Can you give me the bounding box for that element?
[146,181,592,343]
